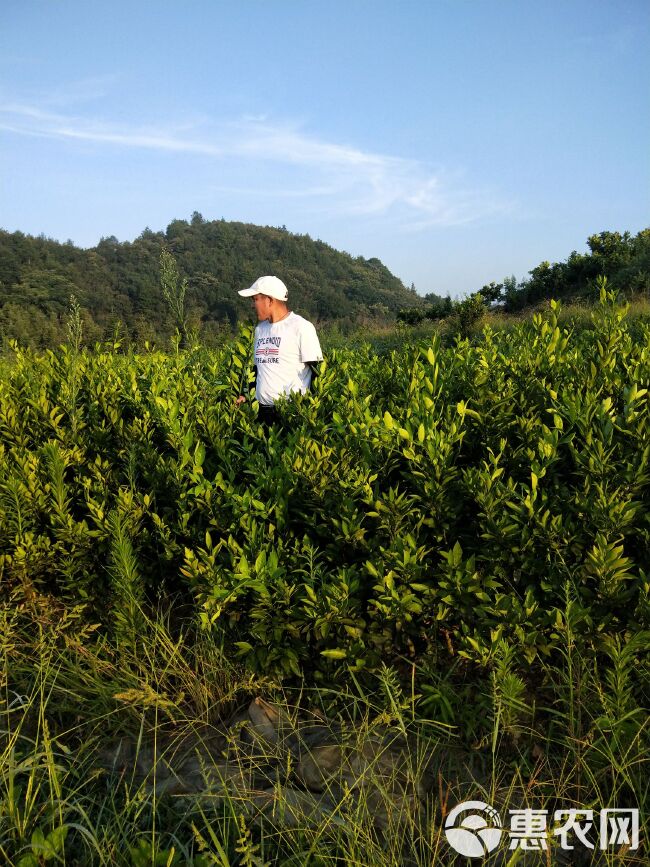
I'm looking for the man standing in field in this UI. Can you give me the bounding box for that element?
[236,276,323,426]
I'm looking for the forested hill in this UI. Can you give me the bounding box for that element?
[498,229,650,311]
[0,215,417,346]
[399,228,650,326]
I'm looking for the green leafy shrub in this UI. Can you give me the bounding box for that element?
[0,288,648,718]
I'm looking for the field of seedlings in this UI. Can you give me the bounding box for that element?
[1,288,648,865]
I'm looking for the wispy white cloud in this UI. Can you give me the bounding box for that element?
[0,100,512,228]
[208,184,345,199]
[42,74,122,108]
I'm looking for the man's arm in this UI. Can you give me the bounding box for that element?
[299,319,323,389]
[306,360,322,384]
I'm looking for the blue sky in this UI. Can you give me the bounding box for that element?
[1,1,648,297]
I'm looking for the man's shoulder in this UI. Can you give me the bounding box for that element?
[287,312,318,332]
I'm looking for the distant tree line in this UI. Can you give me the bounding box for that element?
[3,220,647,348]
[398,229,650,325]
[0,215,417,348]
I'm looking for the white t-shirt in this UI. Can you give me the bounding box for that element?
[253,312,323,406]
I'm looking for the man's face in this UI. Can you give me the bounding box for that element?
[252,293,273,321]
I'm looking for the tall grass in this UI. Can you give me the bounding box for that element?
[1,597,646,865]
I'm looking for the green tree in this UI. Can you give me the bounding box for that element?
[479,281,503,305]
[159,248,188,347]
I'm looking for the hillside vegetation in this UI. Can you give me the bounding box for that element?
[2,220,648,351]
[0,215,416,347]
[400,228,650,326]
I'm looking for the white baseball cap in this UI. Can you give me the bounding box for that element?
[238,275,288,301]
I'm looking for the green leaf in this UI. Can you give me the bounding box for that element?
[234,642,254,655]
[194,441,205,467]
[45,826,68,854]
[320,648,348,660]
